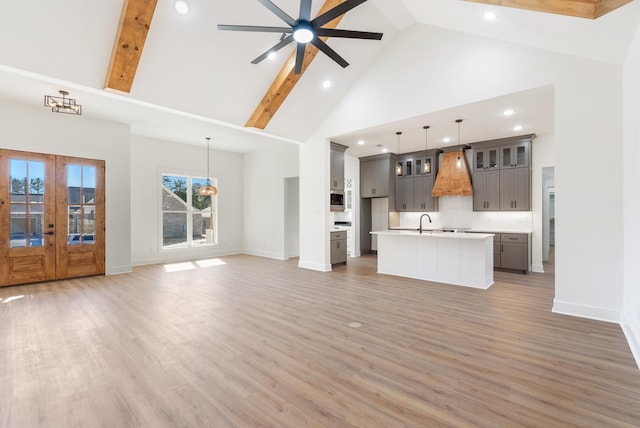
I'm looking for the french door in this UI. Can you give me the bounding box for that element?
[0,149,105,286]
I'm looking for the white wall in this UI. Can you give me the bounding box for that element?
[299,23,625,323]
[130,135,244,265]
[243,142,299,260]
[0,100,131,274]
[623,22,640,367]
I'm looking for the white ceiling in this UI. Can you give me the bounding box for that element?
[0,0,638,153]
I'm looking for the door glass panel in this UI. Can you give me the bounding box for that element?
[10,210,27,248]
[405,160,412,176]
[82,206,96,245]
[516,146,526,165]
[67,164,97,245]
[67,164,82,204]
[424,158,431,174]
[9,159,46,247]
[476,151,484,169]
[489,150,498,168]
[82,165,96,203]
[502,148,511,167]
[68,205,82,245]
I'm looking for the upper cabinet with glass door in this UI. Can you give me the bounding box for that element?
[415,150,440,176]
[500,141,529,169]
[474,147,499,171]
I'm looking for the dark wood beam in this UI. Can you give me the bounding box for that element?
[245,0,347,130]
[105,0,158,92]
[464,0,632,19]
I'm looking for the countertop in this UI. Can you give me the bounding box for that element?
[389,227,531,234]
[371,230,494,240]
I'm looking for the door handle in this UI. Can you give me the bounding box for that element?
[47,231,55,235]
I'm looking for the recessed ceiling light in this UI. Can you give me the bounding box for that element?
[443,137,451,143]
[503,109,515,116]
[357,140,365,145]
[174,0,190,15]
[484,11,497,21]
[513,125,523,131]
[267,51,277,61]
[322,80,332,89]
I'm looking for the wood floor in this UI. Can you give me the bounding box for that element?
[1,253,639,427]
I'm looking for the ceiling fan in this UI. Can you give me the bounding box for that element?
[217,0,383,74]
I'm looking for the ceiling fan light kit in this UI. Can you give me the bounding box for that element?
[218,0,383,74]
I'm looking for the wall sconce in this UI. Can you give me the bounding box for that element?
[44,90,82,115]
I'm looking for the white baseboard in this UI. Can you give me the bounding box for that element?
[531,264,544,273]
[621,312,640,370]
[243,249,287,261]
[298,259,331,272]
[552,299,621,323]
[106,265,133,275]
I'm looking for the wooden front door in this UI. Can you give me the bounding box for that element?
[0,150,105,286]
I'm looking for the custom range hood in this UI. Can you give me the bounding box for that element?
[431,149,473,197]
[432,119,473,197]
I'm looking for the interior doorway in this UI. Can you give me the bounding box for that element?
[284,176,299,259]
[0,149,105,286]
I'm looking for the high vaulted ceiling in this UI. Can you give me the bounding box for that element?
[0,0,638,154]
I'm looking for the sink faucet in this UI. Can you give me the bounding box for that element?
[419,213,432,234]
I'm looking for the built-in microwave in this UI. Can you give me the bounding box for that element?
[330,191,344,212]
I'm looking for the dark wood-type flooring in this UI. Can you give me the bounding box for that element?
[1,252,639,427]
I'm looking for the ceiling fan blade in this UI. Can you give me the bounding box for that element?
[294,43,306,74]
[217,25,291,33]
[310,38,349,68]
[251,35,294,64]
[257,0,297,27]
[299,0,312,21]
[313,0,367,28]
[315,28,383,40]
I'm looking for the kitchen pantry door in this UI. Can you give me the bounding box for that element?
[0,149,105,286]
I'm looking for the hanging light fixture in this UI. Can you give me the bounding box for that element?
[456,119,463,168]
[423,125,431,174]
[43,90,82,115]
[199,137,218,196]
[395,131,403,176]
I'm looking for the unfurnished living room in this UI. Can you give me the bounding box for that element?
[1,0,640,427]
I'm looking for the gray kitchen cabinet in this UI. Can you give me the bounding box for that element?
[499,233,528,273]
[395,156,414,178]
[499,168,530,211]
[415,154,436,176]
[360,154,394,198]
[330,230,347,264]
[493,233,501,269]
[395,176,414,211]
[473,169,500,211]
[472,136,533,212]
[414,175,436,211]
[500,141,529,169]
[330,142,347,191]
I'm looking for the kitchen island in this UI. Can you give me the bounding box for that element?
[370,230,494,289]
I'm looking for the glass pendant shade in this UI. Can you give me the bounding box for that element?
[199,137,217,196]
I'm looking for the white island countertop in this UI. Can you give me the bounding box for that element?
[370,230,494,289]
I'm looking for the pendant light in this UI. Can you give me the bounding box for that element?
[395,131,403,176]
[199,137,218,196]
[423,125,431,174]
[456,119,463,168]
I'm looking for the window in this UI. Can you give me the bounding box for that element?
[161,174,217,248]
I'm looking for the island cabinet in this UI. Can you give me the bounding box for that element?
[472,135,533,212]
[360,154,395,198]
